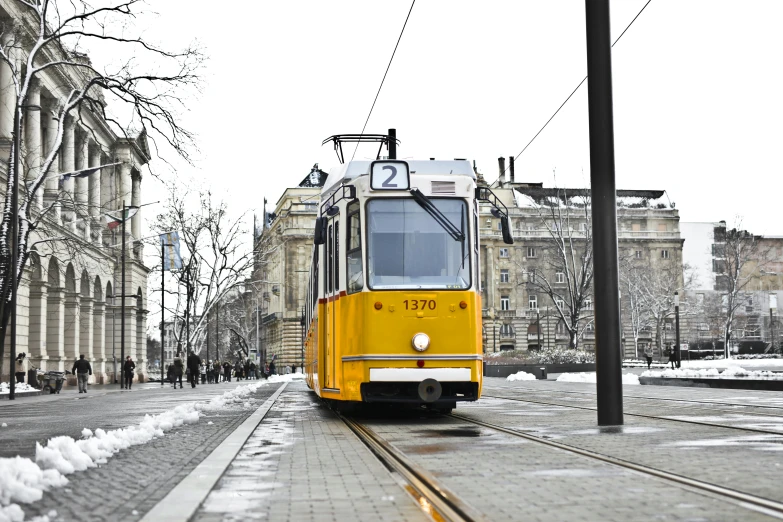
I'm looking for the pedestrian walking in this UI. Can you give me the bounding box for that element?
[123,356,136,390]
[72,354,92,393]
[263,362,270,379]
[200,362,207,384]
[643,345,653,370]
[173,353,184,389]
[213,360,221,383]
[167,363,175,386]
[249,361,257,380]
[14,353,27,384]
[222,361,232,382]
[269,361,276,376]
[234,360,243,381]
[187,351,201,388]
[668,346,677,370]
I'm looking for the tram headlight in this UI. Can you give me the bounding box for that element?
[411,333,430,352]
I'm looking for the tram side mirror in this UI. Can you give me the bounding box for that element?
[314,217,327,245]
[501,216,513,245]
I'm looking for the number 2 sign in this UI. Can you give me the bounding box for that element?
[370,160,410,191]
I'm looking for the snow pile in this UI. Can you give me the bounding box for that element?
[0,384,38,395]
[266,373,305,383]
[679,358,783,370]
[641,367,783,380]
[0,381,272,520]
[556,372,640,385]
[506,371,537,382]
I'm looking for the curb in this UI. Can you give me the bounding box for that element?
[139,382,288,522]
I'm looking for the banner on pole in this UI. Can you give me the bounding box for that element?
[161,231,183,271]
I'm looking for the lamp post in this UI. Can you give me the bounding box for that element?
[536,308,542,350]
[674,292,681,369]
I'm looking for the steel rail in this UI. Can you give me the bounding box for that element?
[340,414,484,522]
[450,413,783,518]
[483,393,783,436]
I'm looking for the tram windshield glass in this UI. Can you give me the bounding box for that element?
[367,198,471,289]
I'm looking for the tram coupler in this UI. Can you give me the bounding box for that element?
[418,379,442,403]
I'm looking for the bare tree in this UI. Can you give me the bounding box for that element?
[716,224,769,358]
[0,0,202,372]
[152,184,253,355]
[518,189,594,349]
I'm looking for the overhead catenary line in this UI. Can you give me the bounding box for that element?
[350,0,416,163]
[502,0,653,180]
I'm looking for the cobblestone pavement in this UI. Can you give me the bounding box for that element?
[193,381,428,522]
[0,379,282,522]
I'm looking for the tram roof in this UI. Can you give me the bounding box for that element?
[322,160,475,196]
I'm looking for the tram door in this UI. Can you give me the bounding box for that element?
[324,218,339,390]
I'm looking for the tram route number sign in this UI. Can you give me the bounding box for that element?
[370,160,410,191]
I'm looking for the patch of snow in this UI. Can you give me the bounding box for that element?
[1,424,7,428]
[266,373,305,383]
[556,372,640,385]
[506,371,537,382]
[0,384,37,395]
[641,367,783,380]
[680,358,783,370]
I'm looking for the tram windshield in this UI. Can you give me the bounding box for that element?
[367,198,471,290]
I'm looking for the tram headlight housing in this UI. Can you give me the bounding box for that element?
[411,333,430,352]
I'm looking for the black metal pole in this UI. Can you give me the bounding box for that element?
[675,292,681,368]
[216,299,220,362]
[585,0,623,425]
[160,244,165,386]
[8,99,20,400]
[537,309,541,349]
[121,200,126,389]
[388,128,396,160]
[186,269,190,356]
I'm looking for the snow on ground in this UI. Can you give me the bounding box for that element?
[556,372,641,385]
[641,367,783,380]
[0,384,38,395]
[679,358,783,370]
[506,371,537,382]
[0,380,278,522]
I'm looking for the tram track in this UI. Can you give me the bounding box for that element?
[448,412,783,520]
[482,393,783,436]
[339,412,484,522]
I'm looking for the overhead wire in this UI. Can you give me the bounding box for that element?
[502,0,653,179]
[350,0,416,162]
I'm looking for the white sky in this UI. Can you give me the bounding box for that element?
[132,0,782,235]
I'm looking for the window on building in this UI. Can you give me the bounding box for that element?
[585,298,592,310]
[497,220,503,231]
[500,269,509,283]
[716,275,730,291]
[527,247,536,258]
[658,223,667,232]
[712,244,726,257]
[555,298,565,309]
[346,203,363,294]
[661,249,670,259]
[632,223,641,232]
[528,269,537,284]
[500,324,513,336]
[528,294,537,310]
[501,295,510,310]
[698,323,709,331]
[555,272,565,284]
[556,320,567,334]
[712,259,726,273]
[635,250,642,259]
[585,322,594,331]
[499,248,509,258]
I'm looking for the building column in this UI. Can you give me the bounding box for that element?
[105,303,118,384]
[131,173,141,240]
[63,292,80,371]
[136,308,147,381]
[42,101,61,223]
[0,30,15,145]
[24,81,42,209]
[88,146,103,245]
[92,300,106,382]
[486,246,495,312]
[79,296,94,379]
[61,116,76,225]
[28,282,49,370]
[46,287,65,371]
[75,130,90,237]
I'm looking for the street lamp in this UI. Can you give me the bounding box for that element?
[674,292,681,368]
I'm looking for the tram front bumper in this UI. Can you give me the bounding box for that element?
[361,368,478,404]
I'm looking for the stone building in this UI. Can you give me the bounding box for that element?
[0,5,149,383]
[480,160,683,358]
[252,165,326,369]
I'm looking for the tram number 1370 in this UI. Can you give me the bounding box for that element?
[403,299,436,310]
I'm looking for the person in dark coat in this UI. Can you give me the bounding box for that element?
[123,356,136,390]
[167,363,175,385]
[213,360,222,382]
[173,354,184,389]
[222,361,232,382]
[72,354,92,393]
[187,351,201,388]
[668,346,677,369]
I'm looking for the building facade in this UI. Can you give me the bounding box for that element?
[252,165,326,369]
[0,4,150,383]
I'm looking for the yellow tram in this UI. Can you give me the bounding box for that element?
[304,147,512,411]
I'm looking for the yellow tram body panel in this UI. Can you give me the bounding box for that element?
[305,289,483,403]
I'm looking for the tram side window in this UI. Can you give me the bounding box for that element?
[474,208,480,291]
[311,247,319,312]
[327,224,333,294]
[334,221,340,292]
[347,203,363,294]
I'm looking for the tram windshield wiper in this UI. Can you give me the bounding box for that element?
[408,189,465,242]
